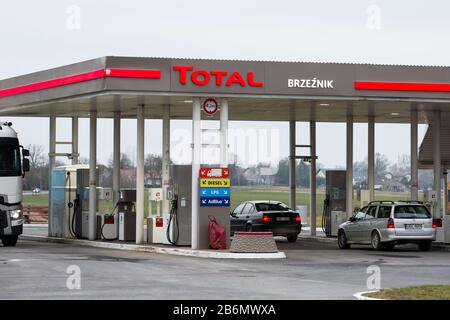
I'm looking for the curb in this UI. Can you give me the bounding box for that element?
[19,235,286,259]
[298,235,337,244]
[432,244,450,252]
[353,290,383,300]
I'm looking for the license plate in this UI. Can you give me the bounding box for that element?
[405,224,423,230]
[276,217,290,221]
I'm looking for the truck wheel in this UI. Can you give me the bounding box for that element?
[286,233,298,243]
[371,231,383,251]
[1,235,18,247]
[338,230,350,249]
[418,241,432,252]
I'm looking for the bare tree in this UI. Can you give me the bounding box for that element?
[107,153,135,169]
[27,144,47,168]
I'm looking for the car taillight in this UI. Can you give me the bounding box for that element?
[387,218,395,229]
[294,214,301,223]
[262,215,271,223]
[432,219,442,228]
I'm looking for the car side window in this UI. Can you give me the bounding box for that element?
[233,203,246,215]
[241,203,251,216]
[377,206,391,219]
[354,211,366,220]
[365,206,377,219]
[248,204,255,214]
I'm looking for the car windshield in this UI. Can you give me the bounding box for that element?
[255,202,290,212]
[0,145,21,176]
[394,205,431,219]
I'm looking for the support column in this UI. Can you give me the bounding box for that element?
[136,105,145,244]
[71,116,79,165]
[433,110,442,219]
[113,111,121,205]
[220,99,229,168]
[191,98,201,250]
[49,116,56,177]
[310,120,317,236]
[48,116,56,236]
[88,112,97,241]
[289,120,296,210]
[346,112,354,218]
[410,109,419,201]
[368,115,375,201]
[162,106,170,216]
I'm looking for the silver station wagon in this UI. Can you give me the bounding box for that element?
[338,201,437,251]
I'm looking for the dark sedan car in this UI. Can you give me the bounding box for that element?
[230,200,302,242]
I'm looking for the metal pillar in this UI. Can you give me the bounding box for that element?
[48,116,56,236]
[71,116,79,165]
[368,115,375,201]
[289,120,296,210]
[88,112,97,241]
[310,120,317,236]
[162,106,171,216]
[136,105,145,244]
[433,110,442,219]
[220,99,229,168]
[49,116,56,175]
[191,98,201,250]
[113,111,121,205]
[410,109,419,201]
[346,113,354,218]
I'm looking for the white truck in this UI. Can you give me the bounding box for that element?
[0,122,29,246]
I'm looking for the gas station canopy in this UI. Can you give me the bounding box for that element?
[2,56,450,123]
[2,56,450,247]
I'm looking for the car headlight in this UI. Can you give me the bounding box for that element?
[9,209,22,220]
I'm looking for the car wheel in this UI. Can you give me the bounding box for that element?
[383,243,395,251]
[286,233,298,243]
[418,241,432,251]
[245,224,253,232]
[1,235,18,247]
[370,231,383,251]
[338,230,350,249]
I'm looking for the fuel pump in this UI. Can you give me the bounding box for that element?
[118,189,136,241]
[50,165,114,240]
[163,165,192,246]
[322,170,347,237]
[166,192,179,245]
[49,165,89,238]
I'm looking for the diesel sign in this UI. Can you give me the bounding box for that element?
[173,66,264,87]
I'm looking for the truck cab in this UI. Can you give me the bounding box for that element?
[0,122,29,246]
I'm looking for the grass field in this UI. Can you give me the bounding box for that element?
[23,194,49,207]
[367,285,450,300]
[23,187,410,226]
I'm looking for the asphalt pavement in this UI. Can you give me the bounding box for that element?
[1,236,450,299]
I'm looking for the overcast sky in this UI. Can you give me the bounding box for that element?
[1,0,446,167]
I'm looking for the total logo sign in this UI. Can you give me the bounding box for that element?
[173,66,264,87]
